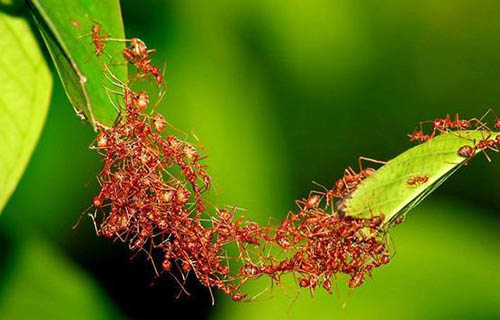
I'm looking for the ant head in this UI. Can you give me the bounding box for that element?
[495,118,500,129]
[93,195,103,207]
[457,145,474,158]
[96,131,108,149]
[459,120,471,129]
[299,278,310,288]
[217,208,233,222]
[130,38,147,56]
[162,260,172,272]
[361,168,375,178]
[136,91,149,111]
[153,113,166,132]
[231,293,246,302]
[306,194,321,208]
[433,118,445,128]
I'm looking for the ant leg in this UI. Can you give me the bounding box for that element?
[358,156,387,172]
[85,14,101,26]
[419,119,434,136]
[469,117,491,131]
[101,49,114,62]
[103,86,123,96]
[165,121,190,142]
[72,205,94,230]
[311,181,332,209]
[206,285,215,306]
[149,84,167,115]
[149,61,168,115]
[103,85,124,114]
[480,149,492,162]
[475,108,498,129]
[80,46,95,64]
[345,166,357,176]
[168,271,191,297]
[102,63,128,88]
[247,285,273,303]
[74,32,92,39]
[102,86,124,127]
[106,37,132,43]
[107,60,129,67]
[88,210,100,236]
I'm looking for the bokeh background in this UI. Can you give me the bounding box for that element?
[2,1,500,319]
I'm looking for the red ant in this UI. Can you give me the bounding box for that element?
[91,24,106,56]
[476,136,499,162]
[408,129,431,143]
[420,113,486,138]
[450,113,473,130]
[107,37,164,85]
[457,131,499,164]
[75,16,110,58]
[406,175,429,186]
[391,214,406,227]
[337,157,384,192]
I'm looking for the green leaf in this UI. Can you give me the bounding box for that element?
[0,12,52,214]
[27,0,127,129]
[343,130,500,223]
[0,236,123,319]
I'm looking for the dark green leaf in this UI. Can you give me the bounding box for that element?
[28,0,127,128]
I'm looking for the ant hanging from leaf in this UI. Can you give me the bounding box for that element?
[74,15,112,59]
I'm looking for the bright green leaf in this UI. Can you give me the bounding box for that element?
[0,237,123,319]
[0,12,52,214]
[344,130,500,223]
[27,0,127,128]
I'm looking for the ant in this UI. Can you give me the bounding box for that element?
[312,157,384,212]
[475,136,499,162]
[106,36,164,86]
[406,175,429,186]
[420,113,487,138]
[457,132,499,164]
[408,128,431,143]
[338,157,385,192]
[457,145,475,165]
[91,24,106,56]
[75,16,111,58]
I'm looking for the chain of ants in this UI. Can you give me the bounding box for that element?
[83,24,499,303]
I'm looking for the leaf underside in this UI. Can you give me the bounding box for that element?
[28,0,127,129]
[0,12,52,214]
[344,130,500,223]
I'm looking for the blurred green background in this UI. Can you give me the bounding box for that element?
[2,0,500,319]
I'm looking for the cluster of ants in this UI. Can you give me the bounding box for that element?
[79,21,394,303]
[408,112,500,163]
[80,19,163,85]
